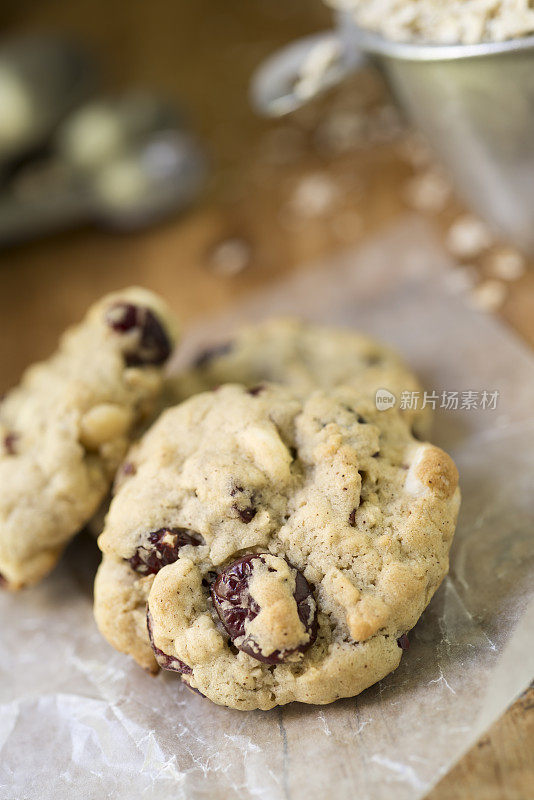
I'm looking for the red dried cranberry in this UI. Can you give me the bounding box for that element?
[182,679,206,698]
[211,554,317,664]
[234,504,257,523]
[230,486,257,523]
[147,611,192,674]
[348,509,357,527]
[129,528,203,575]
[121,461,136,476]
[397,633,410,651]
[106,302,171,366]
[3,432,17,455]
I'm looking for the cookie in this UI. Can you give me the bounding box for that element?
[0,287,178,589]
[171,318,432,438]
[95,383,460,710]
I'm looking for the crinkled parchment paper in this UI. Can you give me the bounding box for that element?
[1,218,533,800]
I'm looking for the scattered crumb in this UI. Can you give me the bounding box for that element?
[207,238,251,277]
[314,102,402,156]
[314,110,367,156]
[368,104,404,144]
[288,172,341,218]
[486,247,526,281]
[403,169,452,214]
[446,214,493,260]
[469,279,507,312]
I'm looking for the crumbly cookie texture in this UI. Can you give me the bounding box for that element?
[170,317,432,439]
[95,383,460,710]
[0,287,178,589]
[327,0,534,45]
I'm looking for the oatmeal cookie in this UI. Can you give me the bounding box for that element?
[171,318,432,438]
[95,383,459,710]
[0,287,178,589]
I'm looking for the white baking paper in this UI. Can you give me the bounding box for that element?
[1,217,533,800]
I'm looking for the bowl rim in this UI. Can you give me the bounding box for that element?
[338,12,534,61]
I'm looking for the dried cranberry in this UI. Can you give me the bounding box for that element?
[147,611,192,674]
[348,509,357,527]
[211,554,317,664]
[397,633,410,651]
[129,528,203,575]
[121,461,136,476]
[106,302,171,366]
[182,679,206,698]
[3,432,17,455]
[247,385,265,397]
[230,486,257,523]
[193,341,232,369]
[234,504,257,523]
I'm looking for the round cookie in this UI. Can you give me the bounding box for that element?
[0,287,178,589]
[171,318,432,439]
[95,383,460,710]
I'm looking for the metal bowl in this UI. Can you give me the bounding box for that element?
[252,12,534,254]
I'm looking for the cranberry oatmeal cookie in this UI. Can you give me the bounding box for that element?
[171,318,432,439]
[0,287,178,589]
[95,383,460,710]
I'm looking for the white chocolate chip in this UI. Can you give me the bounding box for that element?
[404,445,430,497]
[322,567,362,635]
[237,424,292,483]
[80,403,134,449]
[247,556,306,656]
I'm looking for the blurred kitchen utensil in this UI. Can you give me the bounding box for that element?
[252,12,534,255]
[0,129,206,244]
[0,89,206,245]
[0,36,96,169]
[57,92,182,171]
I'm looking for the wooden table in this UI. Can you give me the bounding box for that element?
[1,2,533,797]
